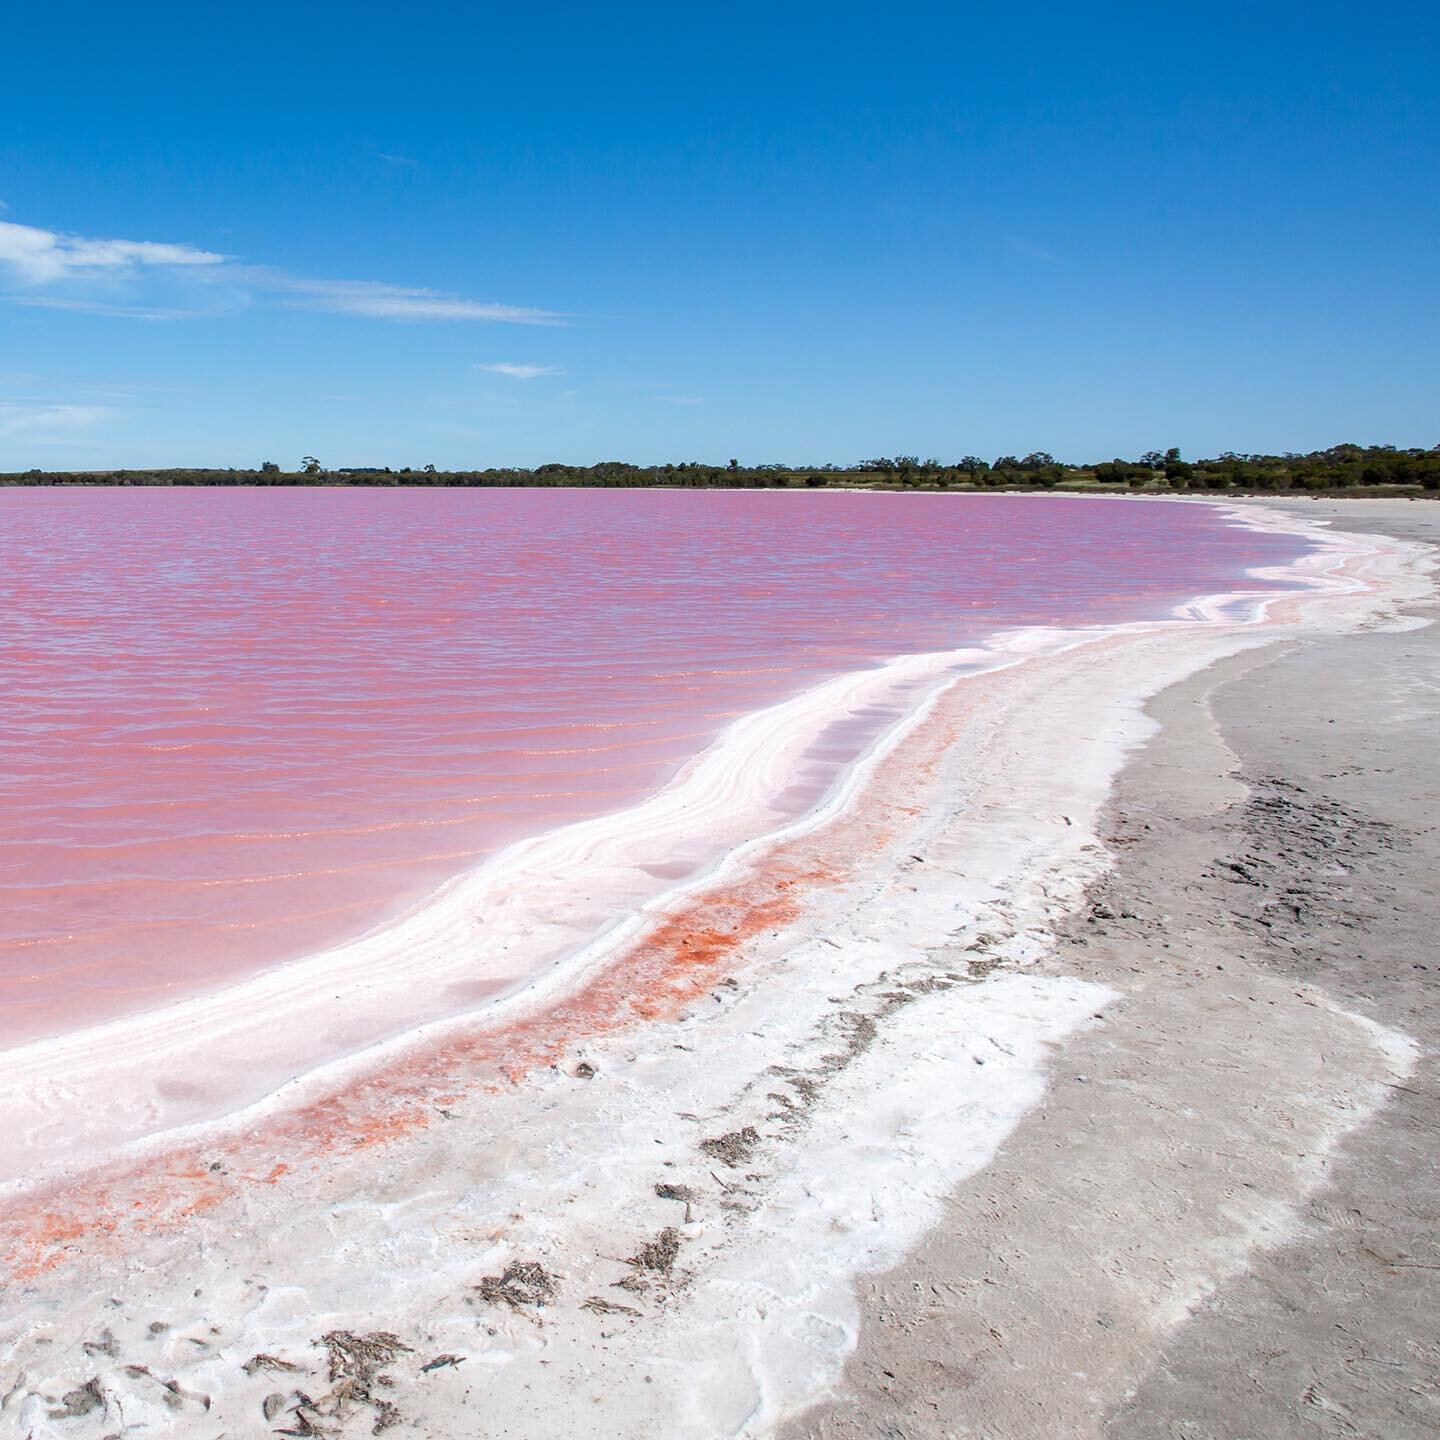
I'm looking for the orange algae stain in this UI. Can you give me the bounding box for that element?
[31,1212,98,1246]
[5,1200,118,1280]
[26,908,809,1275]
[0,1142,243,1281]
[419,694,965,1105]
[267,850,855,1146]
[1,680,974,1287]
[0,862,847,1281]
[334,1104,433,1154]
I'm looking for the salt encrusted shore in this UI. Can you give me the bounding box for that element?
[788,499,1440,1439]
[0,500,1433,1438]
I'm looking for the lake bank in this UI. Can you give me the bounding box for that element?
[0,499,1430,1437]
[788,498,1440,1438]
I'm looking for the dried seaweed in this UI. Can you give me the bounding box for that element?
[699,1125,761,1166]
[581,1296,642,1318]
[475,1260,558,1312]
[243,1352,305,1377]
[627,1228,681,1274]
[320,1331,412,1388]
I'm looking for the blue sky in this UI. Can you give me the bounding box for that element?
[2,1,1435,470]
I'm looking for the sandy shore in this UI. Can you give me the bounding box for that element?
[787,499,1440,1438]
[1,499,1434,1438]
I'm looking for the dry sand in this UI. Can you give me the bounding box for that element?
[2,499,1434,1439]
[787,499,1440,1439]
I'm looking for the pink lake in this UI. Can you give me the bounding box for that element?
[0,488,1308,1045]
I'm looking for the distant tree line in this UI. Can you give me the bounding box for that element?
[3,444,1436,493]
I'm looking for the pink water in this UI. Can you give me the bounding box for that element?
[0,489,1307,1045]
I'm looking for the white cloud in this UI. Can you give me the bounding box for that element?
[474,362,566,378]
[278,280,560,324]
[0,220,224,284]
[0,217,562,325]
[10,294,236,321]
[0,402,111,439]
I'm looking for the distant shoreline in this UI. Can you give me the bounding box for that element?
[2,478,1436,499]
[3,444,1437,497]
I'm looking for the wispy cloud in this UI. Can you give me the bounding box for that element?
[0,220,224,284]
[658,394,704,406]
[0,401,112,440]
[0,217,562,325]
[10,294,239,321]
[474,362,566,378]
[1005,235,1062,265]
[273,279,558,324]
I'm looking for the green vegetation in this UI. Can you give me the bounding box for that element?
[3,444,1437,494]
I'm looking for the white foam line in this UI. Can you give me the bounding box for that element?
[0,502,1423,1198]
[0,647,989,1192]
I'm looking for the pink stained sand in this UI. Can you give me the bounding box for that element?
[0,488,1307,1045]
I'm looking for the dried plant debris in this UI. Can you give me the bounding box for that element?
[904,974,958,994]
[320,1331,412,1388]
[275,1402,336,1438]
[719,965,971,1150]
[420,1353,465,1373]
[267,1331,414,1437]
[581,1296,642,1318]
[832,1010,878,1055]
[81,1329,118,1359]
[767,1088,805,1119]
[615,1226,686,1295]
[699,1125,761,1166]
[475,1260,558,1312]
[654,1182,698,1202]
[244,1352,306,1376]
[629,1227,681,1274]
